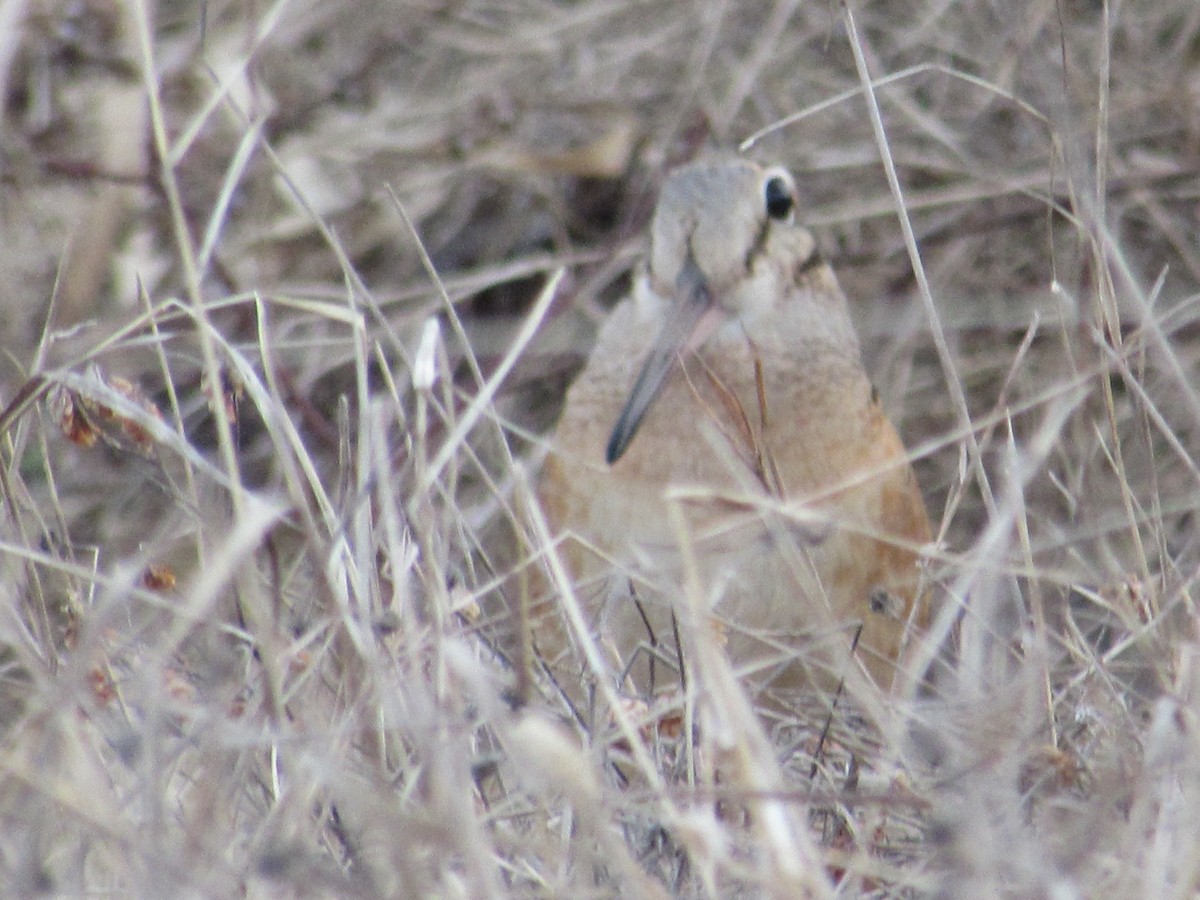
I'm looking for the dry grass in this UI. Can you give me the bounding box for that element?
[1,0,1199,895]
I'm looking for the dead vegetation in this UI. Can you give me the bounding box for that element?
[1,0,1199,895]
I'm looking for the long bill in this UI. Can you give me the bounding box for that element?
[605,255,723,464]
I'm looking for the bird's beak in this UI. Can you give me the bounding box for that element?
[605,254,723,464]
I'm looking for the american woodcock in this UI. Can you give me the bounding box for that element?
[536,157,931,704]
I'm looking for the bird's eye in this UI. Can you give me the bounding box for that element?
[763,173,795,221]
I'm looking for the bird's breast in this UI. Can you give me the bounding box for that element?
[547,319,880,557]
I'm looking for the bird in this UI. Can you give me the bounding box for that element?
[533,156,931,709]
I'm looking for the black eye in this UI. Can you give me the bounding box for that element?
[764,175,794,221]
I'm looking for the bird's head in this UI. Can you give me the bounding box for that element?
[607,158,810,464]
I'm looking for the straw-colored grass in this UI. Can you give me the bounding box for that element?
[1,0,1198,895]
